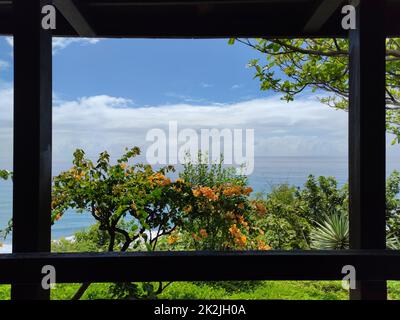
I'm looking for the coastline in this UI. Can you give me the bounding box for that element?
[0,231,160,254]
[0,235,76,254]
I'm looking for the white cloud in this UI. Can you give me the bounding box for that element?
[1,89,399,174]
[50,95,349,169]
[5,37,100,54]
[52,38,100,53]
[200,82,213,88]
[5,37,12,47]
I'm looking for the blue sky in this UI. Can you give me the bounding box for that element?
[0,37,398,174]
[52,39,266,105]
[0,38,268,104]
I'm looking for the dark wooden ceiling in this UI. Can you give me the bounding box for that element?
[0,0,399,38]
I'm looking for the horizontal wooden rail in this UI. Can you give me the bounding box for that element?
[1,250,400,284]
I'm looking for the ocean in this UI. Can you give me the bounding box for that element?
[1,156,399,247]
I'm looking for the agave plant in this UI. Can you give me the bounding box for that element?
[310,213,349,250]
[311,213,400,250]
[387,235,400,250]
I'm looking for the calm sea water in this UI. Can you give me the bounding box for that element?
[1,156,399,244]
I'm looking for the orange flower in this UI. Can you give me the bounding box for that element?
[54,213,62,221]
[161,178,172,186]
[223,185,253,197]
[237,203,245,210]
[193,189,202,197]
[193,187,218,201]
[257,240,271,251]
[192,233,201,241]
[236,215,249,228]
[199,229,208,238]
[202,187,218,201]
[148,173,171,186]
[229,224,240,236]
[120,163,128,170]
[167,235,179,245]
[73,171,85,181]
[223,185,242,197]
[235,235,247,247]
[242,187,253,196]
[254,201,267,215]
[183,205,193,213]
[229,224,247,247]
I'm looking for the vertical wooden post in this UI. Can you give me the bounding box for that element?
[12,0,52,300]
[349,0,387,300]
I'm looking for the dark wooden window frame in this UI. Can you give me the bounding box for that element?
[1,0,399,300]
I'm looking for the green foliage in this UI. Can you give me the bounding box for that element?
[0,170,12,181]
[3,281,400,300]
[157,281,349,300]
[253,176,348,250]
[255,184,311,249]
[307,171,400,250]
[0,220,12,241]
[52,223,126,253]
[387,235,400,250]
[296,175,348,224]
[386,171,400,240]
[231,38,400,141]
[180,152,247,187]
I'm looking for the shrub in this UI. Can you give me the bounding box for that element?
[177,154,271,251]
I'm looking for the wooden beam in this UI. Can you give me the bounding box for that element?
[1,251,400,284]
[348,0,387,300]
[303,0,344,33]
[12,0,52,300]
[86,0,310,6]
[54,0,96,37]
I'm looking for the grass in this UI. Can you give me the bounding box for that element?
[1,281,400,300]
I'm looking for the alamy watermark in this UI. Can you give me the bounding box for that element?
[41,5,56,30]
[41,265,56,290]
[341,265,356,290]
[146,121,255,175]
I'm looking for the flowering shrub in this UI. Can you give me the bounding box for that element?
[177,156,271,251]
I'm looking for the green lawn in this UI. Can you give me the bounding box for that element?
[1,281,400,300]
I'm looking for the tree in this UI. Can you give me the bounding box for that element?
[230,38,400,142]
[52,147,192,299]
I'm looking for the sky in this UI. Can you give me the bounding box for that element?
[0,37,398,174]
